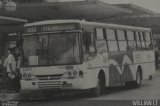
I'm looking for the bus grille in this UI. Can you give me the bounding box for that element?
[38,81,61,89]
[36,74,63,80]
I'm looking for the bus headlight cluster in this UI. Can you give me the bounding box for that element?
[22,73,36,80]
[63,70,84,78]
[67,71,78,77]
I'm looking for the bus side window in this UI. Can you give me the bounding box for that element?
[117,29,127,51]
[96,28,104,39]
[127,30,136,50]
[139,32,146,50]
[145,32,152,50]
[136,32,141,50]
[95,28,108,52]
[106,29,118,52]
[83,32,96,53]
[95,40,108,53]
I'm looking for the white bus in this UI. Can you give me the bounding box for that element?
[20,20,155,96]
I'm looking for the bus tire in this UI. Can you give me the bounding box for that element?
[133,70,142,88]
[125,69,142,88]
[90,71,105,97]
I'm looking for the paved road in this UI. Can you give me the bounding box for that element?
[86,71,160,100]
[18,71,160,106]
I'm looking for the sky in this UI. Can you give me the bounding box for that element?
[46,0,160,13]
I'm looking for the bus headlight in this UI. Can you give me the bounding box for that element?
[62,70,83,78]
[73,71,78,76]
[22,73,27,79]
[22,73,36,80]
[68,71,72,77]
[28,73,32,79]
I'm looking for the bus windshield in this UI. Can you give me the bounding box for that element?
[22,32,81,66]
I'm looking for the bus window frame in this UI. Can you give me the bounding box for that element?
[105,28,119,52]
[116,29,128,51]
[139,32,146,49]
[150,32,154,49]
[103,28,109,51]
[136,31,142,50]
[133,31,138,50]
[95,27,108,53]
[147,32,154,50]
[126,30,137,51]
[95,27,105,40]
[82,31,97,53]
[142,32,147,48]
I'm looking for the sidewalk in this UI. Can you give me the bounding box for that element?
[0,90,21,100]
[0,89,46,101]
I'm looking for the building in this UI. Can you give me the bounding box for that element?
[1,1,160,53]
[104,3,160,34]
[0,0,131,62]
[0,0,132,49]
[0,16,27,56]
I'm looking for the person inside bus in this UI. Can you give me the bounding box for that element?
[4,49,16,93]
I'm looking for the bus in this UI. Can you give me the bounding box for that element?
[20,20,155,96]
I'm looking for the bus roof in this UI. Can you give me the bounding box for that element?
[24,20,151,31]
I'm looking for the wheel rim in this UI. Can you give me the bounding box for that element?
[136,71,141,85]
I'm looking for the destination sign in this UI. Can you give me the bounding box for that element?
[41,25,75,32]
[24,23,80,34]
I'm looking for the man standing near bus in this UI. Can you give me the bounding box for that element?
[5,49,16,92]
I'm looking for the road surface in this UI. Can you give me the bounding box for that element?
[19,71,160,106]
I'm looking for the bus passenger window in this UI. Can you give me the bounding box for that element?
[106,29,116,40]
[108,41,118,52]
[117,30,127,51]
[83,33,96,53]
[119,41,127,51]
[139,32,146,49]
[127,31,136,50]
[106,29,118,52]
[146,42,152,49]
[96,40,108,53]
[96,28,104,39]
[136,32,141,50]
[145,32,152,50]
[145,32,151,41]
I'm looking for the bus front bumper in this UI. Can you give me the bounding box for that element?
[20,78,85,91]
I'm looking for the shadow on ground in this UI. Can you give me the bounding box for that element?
[19,84,149,104]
